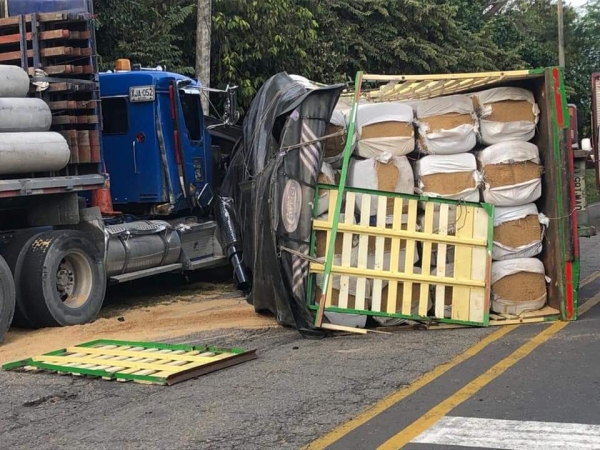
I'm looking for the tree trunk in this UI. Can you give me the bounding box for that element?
[196,0,211,115]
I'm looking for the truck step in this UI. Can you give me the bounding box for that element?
[109,264,184,284]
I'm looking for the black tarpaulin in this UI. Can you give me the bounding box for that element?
[216,73,343,333]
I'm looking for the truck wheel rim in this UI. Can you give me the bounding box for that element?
[56,251,93,309]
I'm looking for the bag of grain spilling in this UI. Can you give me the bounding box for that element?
[472,87,540,145]
[491,258,548,315]
[415,153,481,202]
[347,156,415,216]
[412,95,478,154]
[356,102,415,159]
[493,204,549,261]
[323,110,348,168]
[316,162,338,216]
[372,267,433,326]
[478,141,543,206]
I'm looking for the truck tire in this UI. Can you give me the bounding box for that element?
[20,230,106,327]
[0,230,46,328]
[0,255,16,343]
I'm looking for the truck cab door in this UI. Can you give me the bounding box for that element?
[102,91,164,205]
[171,84,212,210]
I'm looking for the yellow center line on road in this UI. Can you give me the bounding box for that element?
[376,292,600,450]
[307,289,600,450]
[305,324,518,450]
[580,270,600,289]
[376,320,569,449]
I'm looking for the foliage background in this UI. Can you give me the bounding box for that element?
[94,0,600,135]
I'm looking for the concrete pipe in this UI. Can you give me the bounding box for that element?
[0,132,71,175]
[0,66,30,98]
[0,98,52,132]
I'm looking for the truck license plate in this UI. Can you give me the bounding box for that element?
[130,86,155,102]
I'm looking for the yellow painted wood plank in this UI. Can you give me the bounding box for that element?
[362,70,533,82]
[452,205,475,321]
[36,353,233,373]
[468,207,489,323]
[338,192,356,309]
[66,347,231,364]
[419,202,435,317]
[434,204,450,319]
[401,200,418,316]
[36,355,187,372]
[371,196,388,313]
[313,263,485,288]
[387,198,403,314]
[324,190,339,308]
[355,194,371,311]
[312,221,487,247]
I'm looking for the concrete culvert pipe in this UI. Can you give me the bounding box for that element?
[0,132,71,175]
[0,65,30,98]
[0,98,52,132]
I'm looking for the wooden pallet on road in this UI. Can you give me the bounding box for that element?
[3,340,258,386]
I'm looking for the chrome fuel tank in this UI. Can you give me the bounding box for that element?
[105,221,181,277]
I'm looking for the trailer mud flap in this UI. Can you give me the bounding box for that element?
[308,186,494,327]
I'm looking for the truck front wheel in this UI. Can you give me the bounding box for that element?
[0,255,16,342]
[20,230,106,328]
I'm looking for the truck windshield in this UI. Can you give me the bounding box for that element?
[180,91,202,142]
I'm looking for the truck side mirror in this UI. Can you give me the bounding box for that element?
[225,85,240,126]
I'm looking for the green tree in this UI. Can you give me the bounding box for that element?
[94,0,195,73]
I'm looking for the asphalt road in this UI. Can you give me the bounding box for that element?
[0,222,599,449]
[0,325,494,449]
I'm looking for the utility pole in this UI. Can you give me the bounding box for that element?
[196,0,211,115]
[558,0,565,67]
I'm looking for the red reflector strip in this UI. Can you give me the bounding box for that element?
[173,131,182,165]
[169,85,176,120]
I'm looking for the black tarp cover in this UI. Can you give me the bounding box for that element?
[216,73,344,332]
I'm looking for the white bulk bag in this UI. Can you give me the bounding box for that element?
[415,153,481,202]
[356,102,415,159]
[411,95,478,155]
[316,251,369,328]
[316,162,338,216]
[478,141,542,206]
[493,204,549,261]
[348,156,415,216]
[373,267,433,326]
[491,258,549,315]
[473,87,540,145]
[324,110,348,168]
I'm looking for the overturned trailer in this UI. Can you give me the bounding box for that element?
[218,68,579,334]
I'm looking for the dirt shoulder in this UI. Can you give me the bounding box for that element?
[0,277,275,364]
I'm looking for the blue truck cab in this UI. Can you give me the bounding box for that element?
[100,68,213,216]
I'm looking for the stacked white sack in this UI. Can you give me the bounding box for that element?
[491,258,549,315]
[355,102,415,159]
[478,141,542,206]
[471,87,540,145]
[314,212,358,258]
[493,204,549,261]
[415,153,481,202]
[373,267,433,327]
[411,95,478,155]
[315,236,368,328]
[323,110,347,168]
[316,162,338,216]
[347,156,414,216]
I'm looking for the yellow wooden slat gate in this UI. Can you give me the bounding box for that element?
[309,187,494,327]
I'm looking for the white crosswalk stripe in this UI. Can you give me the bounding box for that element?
[412,416,600,449]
